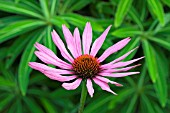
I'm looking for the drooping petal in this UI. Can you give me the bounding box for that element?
[90,25,112,56]
[99,72,140,77]
[62,78,82,90]
[101,47,138,68]
[62,25,78,58]
[34,51,71,69]
[35,42,71,67]
[74,28,82,57]
[82,22,92,54]
[101,57,144,69]
[98,38,131,62]
[51,30,74,63]
[101,64,141,73]
[43,72,77,82]
[93,78,117,95]
[95,76,122,86]
[86,79,94,97]
[29,62,73,74]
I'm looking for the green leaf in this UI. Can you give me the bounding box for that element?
[149,37,170,51]
[21,0,42,13]
[7,99,22,113]
[44,26,56,51]
[51,16,69,27]
[50,88,81,98]
[23,97,44,113]
[161,0,170,7]
[142,40,158,83]
[84,94,113,113]
[154,47,168,107]
[0,76,15,87]
[111,27,142,38]
[60,13,104,32]
[141,94,155,113]
[114,0,133,27]
[125,94,137,113]
[108,88,134,110]
[128,7,143,30]
[147,0,165,26]
[40,0,50,19]
[0,94,14,112]
[0,15,27,28]
[50,0,59,16]
[0,20,45,43]
[5,36,31,68]
[0,48,8,60]
[18,29,45,96]
[40,98,58,113]
[68,0,93,12]
[155,13,170,32]
[0,1,43,19]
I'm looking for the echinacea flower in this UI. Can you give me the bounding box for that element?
[29,22,143,97]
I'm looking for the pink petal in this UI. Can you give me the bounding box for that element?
[62,78,82,90]
[34,51,71,69]
[86,79,94,97]
[99,72,140,77]
[102,47,138,68]
[29,62,73,74]
[82,22,92,54]
[101,64,141,73]
[43,72,77,82]
[101,57,144,69]
[74,28,82,57]
[35,42,71,67]
[93,78,117,95]
[51,30,74,63]
[98,38,131,62]
[90,25,112,56]
[62,25,78,58]
[95,76,122,86]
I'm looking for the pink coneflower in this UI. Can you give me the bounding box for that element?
[29,22,143,97]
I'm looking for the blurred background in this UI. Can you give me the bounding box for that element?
[0,0,170,113]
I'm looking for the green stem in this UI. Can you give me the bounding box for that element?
[78,80,87,113]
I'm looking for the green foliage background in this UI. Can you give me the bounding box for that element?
[0,0,170,113]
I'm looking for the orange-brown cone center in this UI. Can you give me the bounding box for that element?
[72,54,100,79]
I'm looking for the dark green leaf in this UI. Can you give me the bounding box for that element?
[142,40,158,82]
[114,0,133,27]
[18,29,45,96]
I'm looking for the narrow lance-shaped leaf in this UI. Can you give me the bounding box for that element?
[111,27,142,38]
[147,0,165,26]
[23,97,44,113]
[18,29,45,96]
[154,47,168,107]
[114,0,133,27]
[141,94,155,113]
[5,35,31,68]
[0,94,14,112]
[125,94,137,113]
[0,20,45,43]
[50,0,59,16]
[44,26,56,54]
[0,1,43,19]
[40,98,58,113]
[40,0,50,19]
[149,37,170,51]
[142,40,158,83]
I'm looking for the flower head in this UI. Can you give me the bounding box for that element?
[29,22,143,97]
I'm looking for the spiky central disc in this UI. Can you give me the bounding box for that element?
[72,54,100,79]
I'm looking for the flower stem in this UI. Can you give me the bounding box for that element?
[78,80,87,113]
